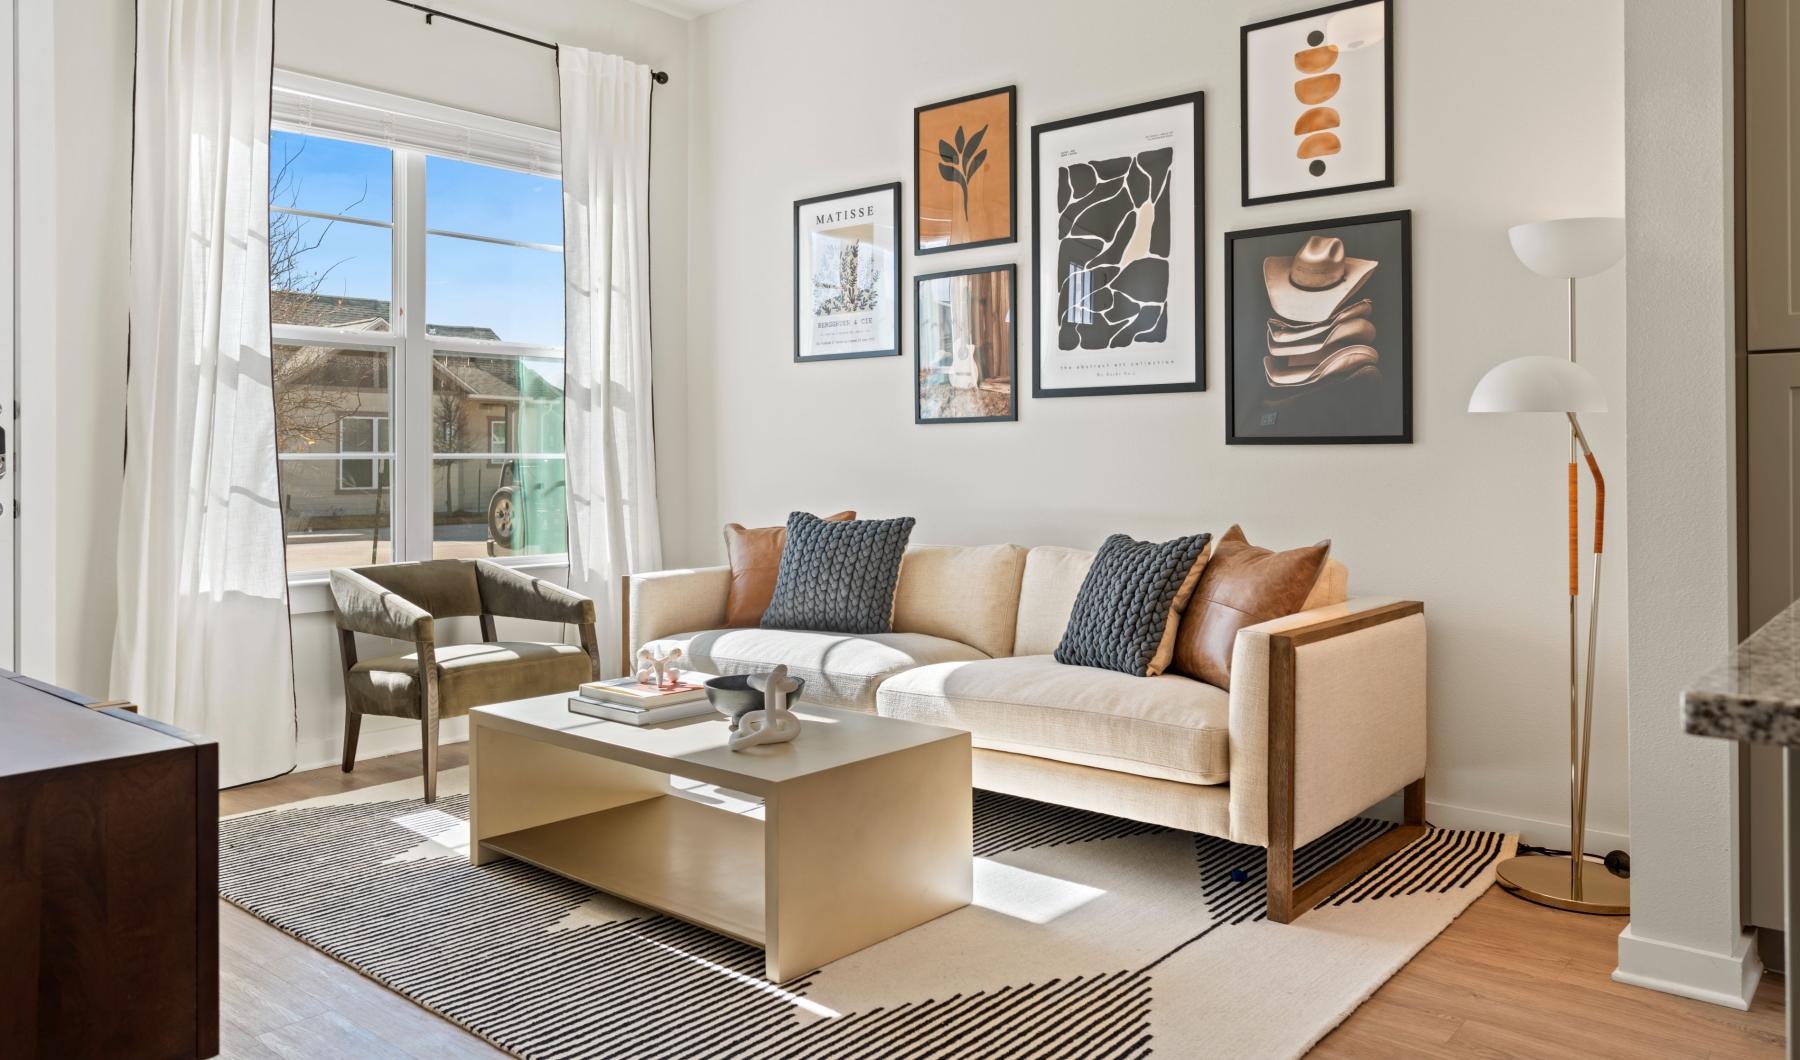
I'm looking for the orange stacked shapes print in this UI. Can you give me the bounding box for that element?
[1292,29,1342,178]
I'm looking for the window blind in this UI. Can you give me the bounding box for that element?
[271,72,560,179]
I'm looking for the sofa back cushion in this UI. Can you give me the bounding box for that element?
[1304,558,1349,609]
[892,544,1028,658]
[1012,543,1350,659]
[353,559,483,618]
[1012,546,1097,656]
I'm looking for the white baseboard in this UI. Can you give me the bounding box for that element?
[1366,793,1629,854]
[293,716,469,774]
[1613,925,1762,1010]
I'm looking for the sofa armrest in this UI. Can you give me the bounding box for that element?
[1225,597,1427,849]
[329,568,434,645]
[474,560,596,625]
[622,566,733,661]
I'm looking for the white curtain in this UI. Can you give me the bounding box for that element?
[113,0,296,787]
[559,47,663,676]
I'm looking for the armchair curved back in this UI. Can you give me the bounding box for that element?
[351,559,483,618]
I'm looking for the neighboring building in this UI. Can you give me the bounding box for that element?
[275,293,564,557]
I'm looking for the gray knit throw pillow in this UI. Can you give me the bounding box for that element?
[1055,532,1214,676]
[760,512,917,635]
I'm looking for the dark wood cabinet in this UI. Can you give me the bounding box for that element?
[0,673,218,1059]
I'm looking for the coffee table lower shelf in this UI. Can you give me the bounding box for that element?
[478,794,767,947]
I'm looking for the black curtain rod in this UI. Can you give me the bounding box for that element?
[381,0,671,84]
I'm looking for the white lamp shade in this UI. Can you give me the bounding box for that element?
[1468,356,1607,414]
[1508,217,1625,279]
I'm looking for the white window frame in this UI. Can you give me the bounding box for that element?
[270,72,567,599]
[335,414,390,491]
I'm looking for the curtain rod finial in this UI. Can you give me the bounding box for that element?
[652,70,669,85]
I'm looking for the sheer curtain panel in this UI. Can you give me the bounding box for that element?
[113,0,297,787]
[559,47,663,676]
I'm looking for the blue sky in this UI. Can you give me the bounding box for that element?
[273,131,565,347]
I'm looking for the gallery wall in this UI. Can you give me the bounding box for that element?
[682,0,1631,847]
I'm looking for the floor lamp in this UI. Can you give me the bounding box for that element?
[1469,216,1628,915]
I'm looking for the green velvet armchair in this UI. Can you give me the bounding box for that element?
[329,559,600,802]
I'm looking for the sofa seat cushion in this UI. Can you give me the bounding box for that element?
[348,641,593,719]
[876,656,1230,785]
[644,629,988,712]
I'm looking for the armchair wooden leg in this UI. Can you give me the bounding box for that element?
[421,712,439,803]
[579,620,602,682]
[342,708,362,773]
[419,641,440,804]
[337,627,362,774]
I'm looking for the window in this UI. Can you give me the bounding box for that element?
[336,416,390,490]
[270,100,566,576]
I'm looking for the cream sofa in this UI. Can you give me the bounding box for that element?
[624,542,1426,922]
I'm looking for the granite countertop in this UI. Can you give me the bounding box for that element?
[1686,598,1800,746]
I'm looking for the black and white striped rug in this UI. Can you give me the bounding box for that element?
[220,769,1510,1059]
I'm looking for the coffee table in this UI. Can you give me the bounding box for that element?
[468,694,972,981]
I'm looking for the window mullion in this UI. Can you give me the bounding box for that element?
[398,149,432,562]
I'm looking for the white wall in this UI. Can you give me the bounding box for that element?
[15,0,134,695]
[1613,0,1759,1010]
[273,0,693,770]
[683,0,1630,848]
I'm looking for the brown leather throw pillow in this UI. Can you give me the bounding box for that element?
[1171,525,1330,690]
[722,511,854,627]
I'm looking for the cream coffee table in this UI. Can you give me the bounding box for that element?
[469,694,973,981]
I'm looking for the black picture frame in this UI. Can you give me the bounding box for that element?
[1030,92,1206,399]
[793,181,903,363]
[1224,208,1412,444]
[914,85,1018,255]
[1240,0,1394,207]
[914,263,1018,425]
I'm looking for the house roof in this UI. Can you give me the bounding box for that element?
[274,291,505,342]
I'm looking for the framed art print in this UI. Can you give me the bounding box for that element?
[793,182,901,362]
[1225,209,1411,443]
[915,263,1016,424]
[1241,0,1392,206]
[915,86,1016,254]
[1031,92,1205,398]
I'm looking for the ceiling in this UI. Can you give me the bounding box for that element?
[630,0,749,17]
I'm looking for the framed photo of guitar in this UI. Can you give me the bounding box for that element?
[915,263,1017,424]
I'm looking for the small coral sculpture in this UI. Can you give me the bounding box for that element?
[729,664,803,751]
[635,646,683,689]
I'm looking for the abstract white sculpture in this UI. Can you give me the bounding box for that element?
[728,664,803,751]
[635,646,683,688]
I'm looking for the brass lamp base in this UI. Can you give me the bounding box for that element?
[1495,854,1629,915]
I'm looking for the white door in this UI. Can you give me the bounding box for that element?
[0,0,17,672]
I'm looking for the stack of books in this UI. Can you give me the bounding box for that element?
[569,673,720,725]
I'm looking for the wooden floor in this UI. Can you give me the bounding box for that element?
[219,749,1786,1059]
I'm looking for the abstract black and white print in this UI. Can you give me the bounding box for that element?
[1032,93,1204,398]
[1057,148,1172,351]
